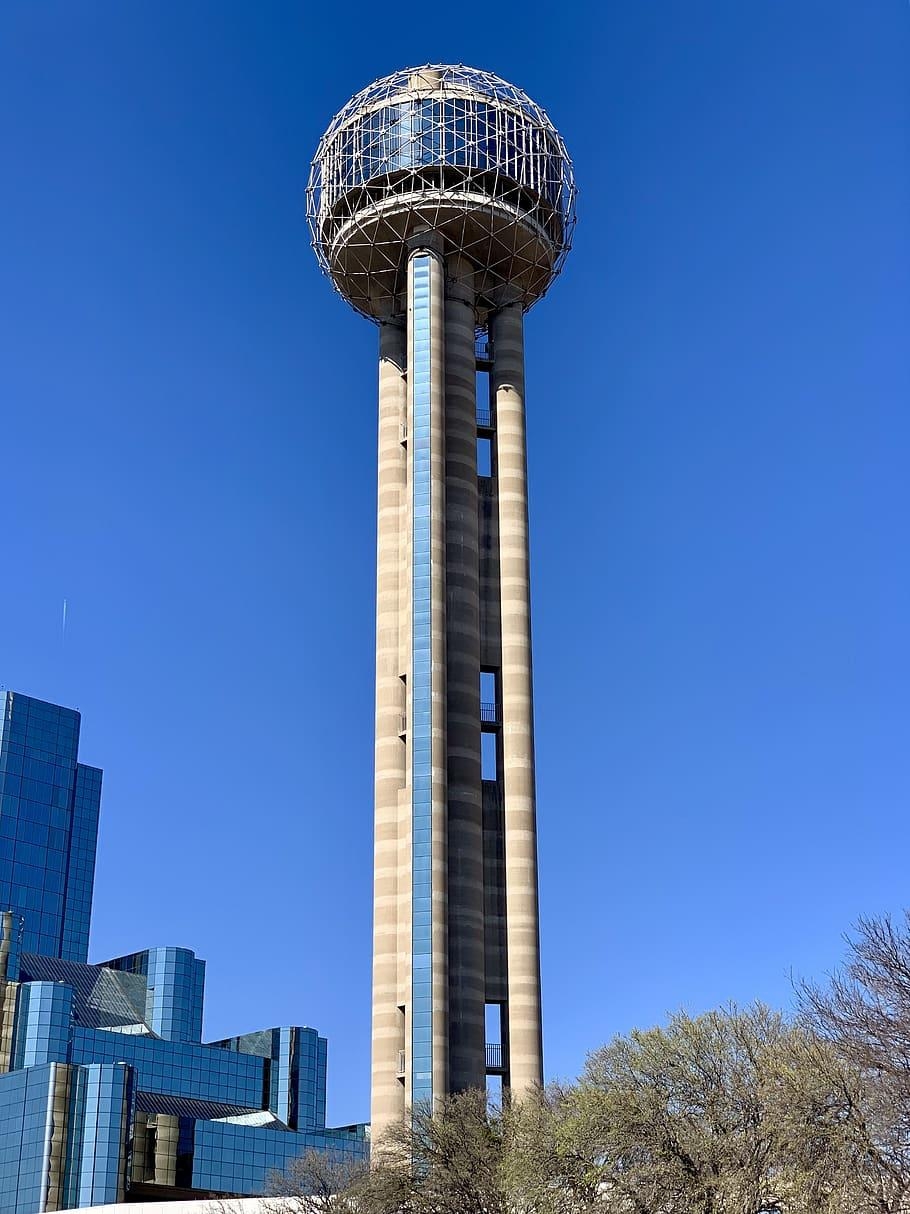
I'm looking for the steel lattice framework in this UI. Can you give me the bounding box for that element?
[307,64,577,321]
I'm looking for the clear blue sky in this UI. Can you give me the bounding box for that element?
[2,1,908,1127]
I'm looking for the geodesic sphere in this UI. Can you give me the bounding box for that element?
[307,65,576,321]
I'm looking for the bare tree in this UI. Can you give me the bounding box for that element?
[796,912,910,1213]
[266,1147,369,1214]
[359,1089,507,1214]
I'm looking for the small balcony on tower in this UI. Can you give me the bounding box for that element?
[485,1043,505,1075]
[476,331,495,433]
[481,672,500,727]
[485,1004,506,1077]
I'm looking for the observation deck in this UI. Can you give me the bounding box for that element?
[308,65,576,320]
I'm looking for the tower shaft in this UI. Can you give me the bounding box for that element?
[370,248,542,1137]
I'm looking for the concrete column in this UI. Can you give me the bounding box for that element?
[371,319,407,1136]
[490,302,543,1096]
[444,257,486,1093]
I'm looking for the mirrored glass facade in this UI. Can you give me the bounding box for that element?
[0,693,100,963]
[0,692,366,1213]
[105,947,205,1044]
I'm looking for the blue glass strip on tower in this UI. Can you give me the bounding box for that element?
[410,254,433,1108]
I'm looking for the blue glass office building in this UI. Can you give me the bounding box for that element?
[0,693,366,1212]
[0,693,100,966]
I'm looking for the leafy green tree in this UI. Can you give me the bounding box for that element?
[504,1082,603,1213]
[767,1026,874,1214]
[566,1004,791,1214]
[265,917,910,1214]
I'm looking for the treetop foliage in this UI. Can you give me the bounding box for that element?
[270,913,910,1213]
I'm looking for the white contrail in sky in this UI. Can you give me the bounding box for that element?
[62,598,67,645]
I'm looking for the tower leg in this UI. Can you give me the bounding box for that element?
[491,303,543,1097]
[371,320,407,1136]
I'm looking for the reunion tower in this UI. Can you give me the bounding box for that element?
[307,65,576,1134]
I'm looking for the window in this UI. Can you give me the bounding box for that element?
[477,437,493,478]
[485,1003,502,1045]
[481,733,497,781]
